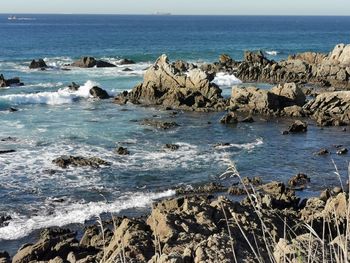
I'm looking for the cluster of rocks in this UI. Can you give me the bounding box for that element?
[70,57,135,68]
[114,55,227,112]
[67,82,110,99]
[7,176,349,263]
[215,44,350,89]
[0,74,23,88]
[52,156,111,169]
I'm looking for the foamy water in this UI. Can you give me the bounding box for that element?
[213,72,242,86]
[0,190,175,240]
[0,80,101,105]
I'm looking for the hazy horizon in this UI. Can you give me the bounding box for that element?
[1,0,350,16]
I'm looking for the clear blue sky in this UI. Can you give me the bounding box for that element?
[1,0,350,15]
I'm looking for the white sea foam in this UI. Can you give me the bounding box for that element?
[212,72,242,86]
[265,50,279,56]
[0,189,175,240]
[23,82,64,88]
[0,80,101,105]
[214,138,264,150]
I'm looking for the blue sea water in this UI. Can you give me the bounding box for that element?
[0,15,350,252]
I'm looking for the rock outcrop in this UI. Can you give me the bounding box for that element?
[230,83,306,115]
[29,59,48,69]
[0,74,24,87]
[71,57,116,68]
[114,55,227,111]
[304,91,350,126]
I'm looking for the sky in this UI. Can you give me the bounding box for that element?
[1,0,350,15]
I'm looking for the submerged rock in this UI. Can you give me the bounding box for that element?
[141,119,179,130]
[52,156,111,168]
[29,59,48,69]
[118,58,136,65]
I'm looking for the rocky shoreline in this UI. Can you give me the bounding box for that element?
[1,44,350,262]
[3,172,349,263]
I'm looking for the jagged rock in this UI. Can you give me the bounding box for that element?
[165,144,180,151]
[52,156,111,168]
[337,147,348,155]
[325,43,350,65]
[116,146,129,155]
[103,219,154,263]
[114,55,225,111]
[89,86,110,99]
[29,59,48,69]
[0,74,24,87]
[219,54,233,65]
[244,51,270,65]
[219,112,238,124]
[230,83,306,115]
[71,57,116,68]
[12,228,78,263]
[175,182,226,195]
[288,173,310,188]
[286,120,308,133]
[303,91,350,126]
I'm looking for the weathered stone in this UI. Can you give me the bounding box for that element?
[89,86,110,99]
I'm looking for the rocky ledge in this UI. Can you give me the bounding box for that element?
[114,54,227,112]
[6,177,349,263]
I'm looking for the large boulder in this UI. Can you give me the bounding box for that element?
[230,83,306,115]
[89,86,110,99]
[325,43,350,65]
[29,59,48,69]
[0,74,23,87]
[115,55,225,111]
[71,57,116,68]
[303,91,350,126]
[270,82,306,106]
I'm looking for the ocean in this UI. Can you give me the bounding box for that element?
[0,15,350,252]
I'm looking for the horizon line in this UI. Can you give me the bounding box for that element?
[1,13,350,17]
